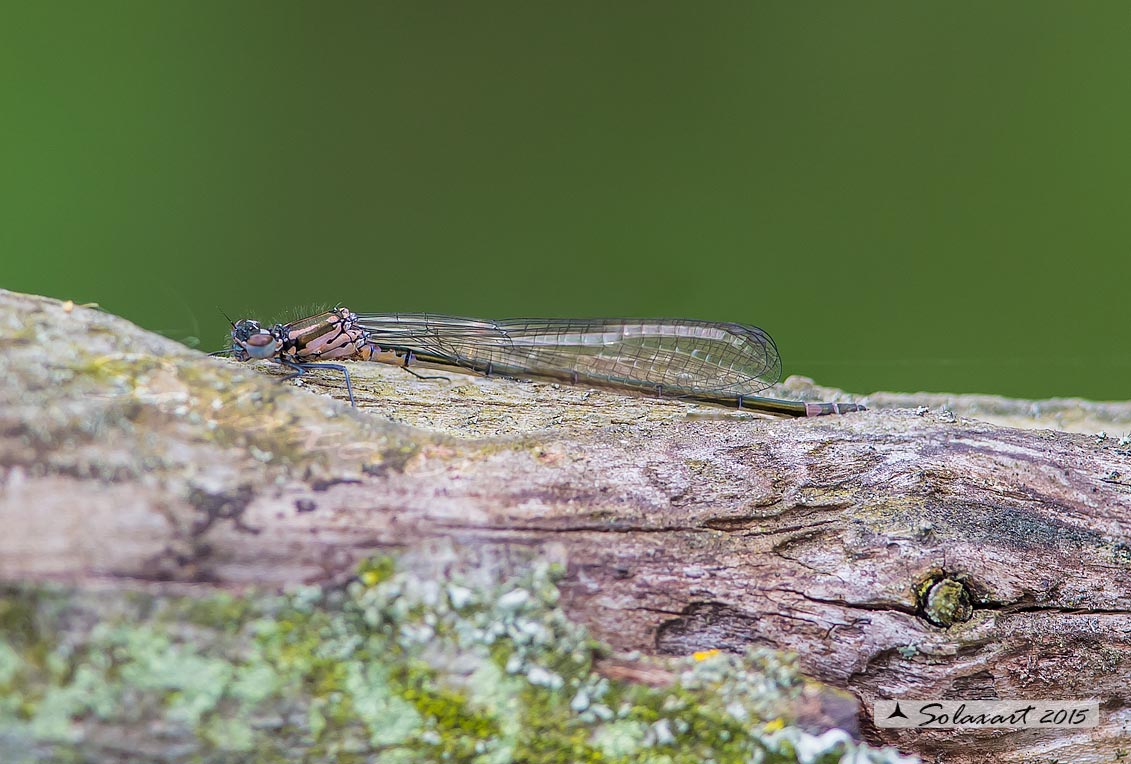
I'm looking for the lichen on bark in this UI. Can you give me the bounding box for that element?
[0,550,912,764]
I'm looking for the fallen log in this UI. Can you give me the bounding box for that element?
[1,288,1128,763]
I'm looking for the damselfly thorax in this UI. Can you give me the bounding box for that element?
[230,307,381,364]
[227,307,398,405]
[221,307,866,416]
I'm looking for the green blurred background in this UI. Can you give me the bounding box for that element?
[2,2,1128,400]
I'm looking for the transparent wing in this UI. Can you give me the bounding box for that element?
[353,314,782,397]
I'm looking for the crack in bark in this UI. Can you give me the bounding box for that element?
[791,591,918,617]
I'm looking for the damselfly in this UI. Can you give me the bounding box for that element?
[219,307,865,416]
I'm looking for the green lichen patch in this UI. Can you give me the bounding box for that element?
[0,556,917,764]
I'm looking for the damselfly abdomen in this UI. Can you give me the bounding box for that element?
[221,308,865,416]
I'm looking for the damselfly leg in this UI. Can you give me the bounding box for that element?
[399,351,451,382]
[277,359,357,406]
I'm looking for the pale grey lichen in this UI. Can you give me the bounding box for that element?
[895,644,920,659]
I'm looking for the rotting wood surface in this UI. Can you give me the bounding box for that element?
[1,288,1129,763]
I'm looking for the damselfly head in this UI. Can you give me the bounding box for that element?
[230,318,280,361]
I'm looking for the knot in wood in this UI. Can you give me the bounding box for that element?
[917,574,973,628]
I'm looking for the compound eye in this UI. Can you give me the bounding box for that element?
[242,332,278,360]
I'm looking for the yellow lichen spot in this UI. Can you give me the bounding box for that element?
[692,649,720,661]
[763,718,785,732]
[357,556,396,587]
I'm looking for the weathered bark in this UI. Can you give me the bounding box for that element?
[1,288,1129,763]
